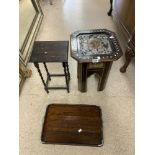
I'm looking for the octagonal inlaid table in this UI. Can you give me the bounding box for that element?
[70,29,122,92]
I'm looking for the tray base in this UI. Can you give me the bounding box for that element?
[41,104,103,146]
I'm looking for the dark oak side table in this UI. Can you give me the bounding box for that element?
[29,41,70,93]
[70,29,122,92]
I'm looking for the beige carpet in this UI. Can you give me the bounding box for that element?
[20,0,135,154]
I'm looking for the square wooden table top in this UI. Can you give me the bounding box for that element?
[29,41,69,63]
[41,104,103,146]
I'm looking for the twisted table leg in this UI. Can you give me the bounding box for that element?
[43,62,51,80]
[34,62,49,93]
[63,62,69,93]
[66,62,70,81]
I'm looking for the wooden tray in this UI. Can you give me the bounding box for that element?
[41,104,103,146]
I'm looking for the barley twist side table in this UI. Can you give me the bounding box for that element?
[29,41,70,93]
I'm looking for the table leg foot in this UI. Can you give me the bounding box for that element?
[45,88,49,93]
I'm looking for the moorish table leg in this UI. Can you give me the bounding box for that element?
[107,0,113,16]
[97,62,113,91]
[34,62,49,93]
[120,47,134,73]
[78,63,87,92]
[43,62,51,80]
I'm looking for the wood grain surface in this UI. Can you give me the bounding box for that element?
[41,104,103,146]
[29,41,69,63]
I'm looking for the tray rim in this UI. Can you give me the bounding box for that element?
[70,29,122,63]
[41,103,104,147]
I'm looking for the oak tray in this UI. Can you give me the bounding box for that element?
[41,104,103,146]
